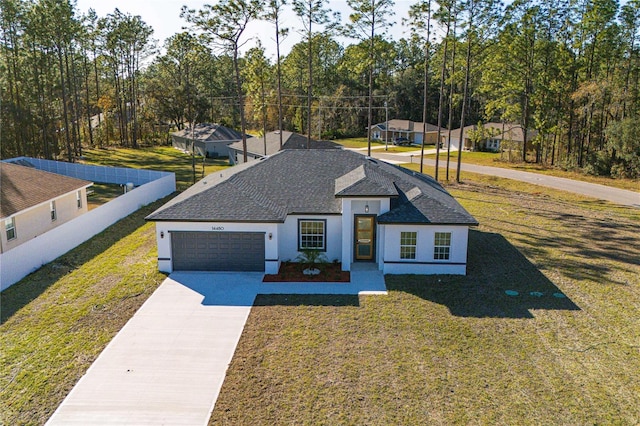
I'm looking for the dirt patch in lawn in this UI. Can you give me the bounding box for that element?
[263,262,350,282]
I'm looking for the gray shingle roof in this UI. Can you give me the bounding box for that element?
[146,149,477,225]
[227,131,341,157]
[172,123,243,142]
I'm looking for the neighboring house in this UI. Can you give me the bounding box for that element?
[0,162,92,253]
[228,130,342,164]
[171,123,245,158]
[444,122,537,152]
[370,119,442,145]
[146,149,478,276]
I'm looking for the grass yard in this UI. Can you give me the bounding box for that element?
[334,137,435,153]
[86,183,123,209]
[211,178,640,425]
[0,200,168,425]
[423,151,639,191]
[81,146,231,190]
[333,137,386,149]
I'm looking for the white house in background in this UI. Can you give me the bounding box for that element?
[444,122,538,152]
[0,162,92,253]
[369,119,443,145]
[171,123,246,158]
[146,149,478,276]
[228,130,342,164]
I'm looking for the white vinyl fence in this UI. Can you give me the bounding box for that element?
[1,158,175,290]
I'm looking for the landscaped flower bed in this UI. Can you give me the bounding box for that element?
[263,261,350,282]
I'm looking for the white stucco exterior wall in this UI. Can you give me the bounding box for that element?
[154,221,279,274]
[382,225,470,275]
[278,215,342,263]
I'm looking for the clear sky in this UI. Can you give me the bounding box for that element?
[75,0,415,59]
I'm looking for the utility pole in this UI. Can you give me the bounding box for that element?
[191,121,196,185]
[384,101,389,151]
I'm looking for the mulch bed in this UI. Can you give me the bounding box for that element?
[263,262,350,282]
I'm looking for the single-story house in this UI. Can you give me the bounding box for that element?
[146,149,478,275]
[370,119,443,145]
[444,122,537,152]
[0,162,92,253]
[171,123,246,158]
[228,130,342,164]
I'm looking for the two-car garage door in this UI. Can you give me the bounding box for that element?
[171,231,265,272]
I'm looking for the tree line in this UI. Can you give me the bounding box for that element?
[1,0,639,178]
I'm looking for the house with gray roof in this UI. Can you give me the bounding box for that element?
[227,130,342,164]
[171,123,246,158]
[146,149,478,275]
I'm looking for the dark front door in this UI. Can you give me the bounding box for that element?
[354,215,376,261]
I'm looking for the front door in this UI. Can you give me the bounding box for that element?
[354,215,376,261]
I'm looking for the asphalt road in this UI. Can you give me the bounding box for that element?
[365,149,639,208]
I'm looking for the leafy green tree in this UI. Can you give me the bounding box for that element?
[182,0,262,162]
[618,0,640,119]
[243,43,273,151]
[604,116,640,178]
[345,0,395,156]
[99,8,155,147]
[263,0,289,147]
[145,32,211,129]
[455,0,502,181]
[292,0,339,144]
[407,0,434,172]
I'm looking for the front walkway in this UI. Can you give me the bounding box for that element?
[46,270,386,425]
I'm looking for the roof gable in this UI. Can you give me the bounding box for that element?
[335,163,399,197]
[172,123,243,142]
[1,162,92,218]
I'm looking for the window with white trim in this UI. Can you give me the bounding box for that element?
[50,201,57,221]
[434,232,451,260]
[77,190,82,209]
[5,217,16,241]
[400,231,417,259]
[298,219,326,251]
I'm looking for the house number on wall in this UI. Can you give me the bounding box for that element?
[211,226,225,231]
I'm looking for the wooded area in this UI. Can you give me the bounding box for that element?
[1,0,639,178]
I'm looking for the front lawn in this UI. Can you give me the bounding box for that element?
[211,177,640,425]
[333,137,386,149]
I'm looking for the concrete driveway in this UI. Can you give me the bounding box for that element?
[47,269,386,425]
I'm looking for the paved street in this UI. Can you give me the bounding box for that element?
[350,148,639,208]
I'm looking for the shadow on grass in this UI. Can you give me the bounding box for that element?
[0,198,171,325]
[387,230,580,319]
